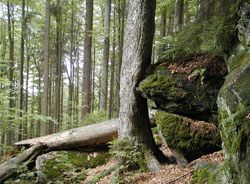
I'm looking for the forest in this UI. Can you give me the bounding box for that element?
[0,0,250,183]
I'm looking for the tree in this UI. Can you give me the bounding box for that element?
[173,0,184,32]
[7,0,15,146]
[109,5,116,119]
[100,0,111,111]
[119,0,165,172]
[18,0,26,141]
[81,0,94,120]
[116,0,125,117]
[41,0,51,136]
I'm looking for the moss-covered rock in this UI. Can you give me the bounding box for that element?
[36,151,110,183]
[138,55,227,123]
[214,3,250,183]
[155,111,221,165]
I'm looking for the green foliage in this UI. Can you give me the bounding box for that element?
[80,110,109,126]
[161,1,241,59]
[109,138,145,171]
[191,163,219,184]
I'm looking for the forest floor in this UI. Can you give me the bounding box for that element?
[82,145,224,184]
[2,144,223,184]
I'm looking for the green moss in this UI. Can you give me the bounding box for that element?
[139,73,185,100]
[43,151,110,181]
[218,101,250,183]
[155,111,221,161]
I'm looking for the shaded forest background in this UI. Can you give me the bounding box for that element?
[0,0,231,150]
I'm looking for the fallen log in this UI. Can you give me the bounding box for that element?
[0,143,46,183]
[15,118,119,150]
[0,119,119,183]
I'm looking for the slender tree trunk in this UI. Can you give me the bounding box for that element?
[173,0,184,33]
[41,0,50,136]
[100,0,111,111]
[81,0,94,120]
[68,0,74,126]
[159,6,166,57]
[24,41,30,140]
[37,63,42,137]
[7,0,15,146]
[54,0,62,132]
[184,0,190,24]
[116,0,125,117]
[18,0,26,141]
[48,61,54,134]
[109,8,116,119]
[91,44,96,112]
[119,0,166,172]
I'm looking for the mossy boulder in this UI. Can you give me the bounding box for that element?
[36,151,110,183]
[155,111,221,166]
[211,3,250,183]
[138,55,227,123]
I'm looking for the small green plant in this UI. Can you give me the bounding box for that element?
[109,138,144,171]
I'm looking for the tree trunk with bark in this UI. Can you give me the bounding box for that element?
[18,0,26,141]
[82,0,94,120]
[116,0,125,117]
[119,0,165,172]
[7,0,15,146]
[41,0,51,136]
[100,0,111,111]
[109,7,116,119]
[55,0,62,131]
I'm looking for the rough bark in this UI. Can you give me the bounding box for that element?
[41,0,50,136]
[109,7,116,119]
[82,0,94,120]
[119,0,165,172]
[15,118,119,150]
[7,0,15,146]
[116,0,125,117]
[100,0,111,111]
[55,0,62,130]
[0,143,46,183]
[18,0,26,141]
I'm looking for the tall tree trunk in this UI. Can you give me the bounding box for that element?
[18,0,26,141]
[68,0,74,126]
[91,43,96,112]
[54,0,62,132]
[159,6,166,58]
[109,7,116,119]
[81,0,94,120]
[119,0,165,172]
[184,0,190,24]
[7,0,15,146]
[116,0,125,117]
[173,0,184,33]
[100,0,111,111]
[24,39,30,140]
[41,0,50,136]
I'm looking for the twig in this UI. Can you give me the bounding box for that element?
[165,170,194,184]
